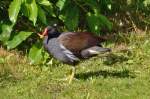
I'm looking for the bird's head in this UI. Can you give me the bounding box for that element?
[38,24,60,38]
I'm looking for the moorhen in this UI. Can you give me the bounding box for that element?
[38,25,111,84]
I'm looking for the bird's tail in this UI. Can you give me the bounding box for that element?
[97,34,114,42]
[97,36,108,42]
[81,46,111,58]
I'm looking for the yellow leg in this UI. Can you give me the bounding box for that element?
[68,67,75,84]
[52,67,76,84]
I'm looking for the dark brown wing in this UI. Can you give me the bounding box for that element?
[57,32,105,53]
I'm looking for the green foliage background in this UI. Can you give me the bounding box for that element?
[0,0,150,64]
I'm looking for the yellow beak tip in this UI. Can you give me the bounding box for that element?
[38,33,44,39]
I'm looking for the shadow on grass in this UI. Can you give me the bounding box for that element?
[75,69,135,80]
[0,74,18,88]
[103,53,129,65]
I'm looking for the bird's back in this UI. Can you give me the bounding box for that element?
[57,32,106,54]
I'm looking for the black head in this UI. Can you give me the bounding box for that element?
[42,25,60,38]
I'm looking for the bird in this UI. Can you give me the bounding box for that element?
[38,25,111,84]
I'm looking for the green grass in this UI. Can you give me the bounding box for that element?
[0,32,150,99]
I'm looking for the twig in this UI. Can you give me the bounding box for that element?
[126,12,137,32]
[72,0,88,13]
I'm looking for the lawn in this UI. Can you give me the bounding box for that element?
[0,32,150,99]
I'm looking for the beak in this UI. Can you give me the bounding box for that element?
[38,33,44,39]
[37,28,48,39]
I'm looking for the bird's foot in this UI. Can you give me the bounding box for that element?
[51,67,76,84]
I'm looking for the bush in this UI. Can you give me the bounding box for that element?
[0,0,149,64]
